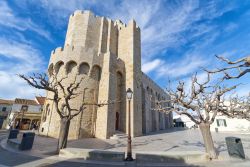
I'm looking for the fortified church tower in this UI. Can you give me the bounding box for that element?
[40,10,172,139]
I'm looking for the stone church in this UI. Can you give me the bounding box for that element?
[39,10,173,139]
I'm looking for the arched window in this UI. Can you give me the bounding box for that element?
[48,64,54,76]
[117,72,123,86]
[47,107,50,116]
[66,61,77,74]
[90,65,101,81]
[54,61,64,74]
[43,104,50,122]
[79,62,90,75]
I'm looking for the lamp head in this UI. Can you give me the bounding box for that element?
[126,88,133,100]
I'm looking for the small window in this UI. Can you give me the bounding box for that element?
[21,105,28,112]
[90,65,101,81]
[66,61,77,74]
[216,119,227,127]
[79,63,90,75]
[55,61,64,74]
[48,64,54,76]
[2,107,7,112]
[43,104,50,122]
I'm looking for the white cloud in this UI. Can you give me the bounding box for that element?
[235,84,250,97]
[0,38,46,99]
[142,59,163,73]
[108,0,201,60]
[0,72,45,100]
[224,23,238,33]
[156,55,207,78]
[0,1,52,41]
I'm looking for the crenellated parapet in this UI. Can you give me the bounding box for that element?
[64,10,140,62]
[141,72,169,100]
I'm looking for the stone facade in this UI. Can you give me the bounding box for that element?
[39,10,173,140]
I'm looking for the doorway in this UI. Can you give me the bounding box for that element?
[115,112,119,130]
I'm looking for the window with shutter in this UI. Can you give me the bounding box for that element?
[216,119,219,126]
[217,119,227,127]
[223,119,227,127]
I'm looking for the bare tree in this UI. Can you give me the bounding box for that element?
[205,55,250,80]
[154,74,238,159]
[220,94,250,121]
[19,73,113,152]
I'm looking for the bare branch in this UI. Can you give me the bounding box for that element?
[204,55,250,80]
[215,55,249,65]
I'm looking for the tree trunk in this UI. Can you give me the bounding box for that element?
[199,122,218,159]
[57,117,70,153]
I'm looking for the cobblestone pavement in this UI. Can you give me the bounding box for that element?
[1,129,250,166]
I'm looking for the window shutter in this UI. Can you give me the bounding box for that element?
[216,119,219,127]
[224,119,227,127]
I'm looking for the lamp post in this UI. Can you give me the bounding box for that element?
[19,108,25,130]
[19,105,28,130]
[125,88,133,161]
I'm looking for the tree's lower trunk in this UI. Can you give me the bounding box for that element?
[57,118,70,153]
[199,122,218,159]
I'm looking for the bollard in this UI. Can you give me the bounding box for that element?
[225,137,245,159]
[8,129,19,139]
[19,132,35,150]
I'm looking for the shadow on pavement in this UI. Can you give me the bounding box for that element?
[143,127,188,137]
[0,146,41,166]
[44,157,205,167]
[180,140,228,153]
[68,138,115,149]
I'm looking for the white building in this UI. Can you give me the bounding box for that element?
[210,115,250,132]
[173,114,196,129]
[7,97,45,130]
[173,112,250,133]
[0,99,14,129]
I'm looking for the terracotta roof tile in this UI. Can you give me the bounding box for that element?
[14,98,38,105]
[35,96,46,105]
[0,99,14,105]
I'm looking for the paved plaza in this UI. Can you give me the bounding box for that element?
[1,129,250,166]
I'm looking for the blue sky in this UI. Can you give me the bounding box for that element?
[0,0,249,99]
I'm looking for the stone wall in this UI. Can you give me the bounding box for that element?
[141,72,173,134]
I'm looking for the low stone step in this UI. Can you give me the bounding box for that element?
[110,135,127,140]
[59,148,125,162]
[114,134,126,136]
[110,133,127,140]
[135,151,209,163]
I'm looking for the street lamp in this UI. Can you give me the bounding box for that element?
[125,88,133,161]
[19,105,28,130]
